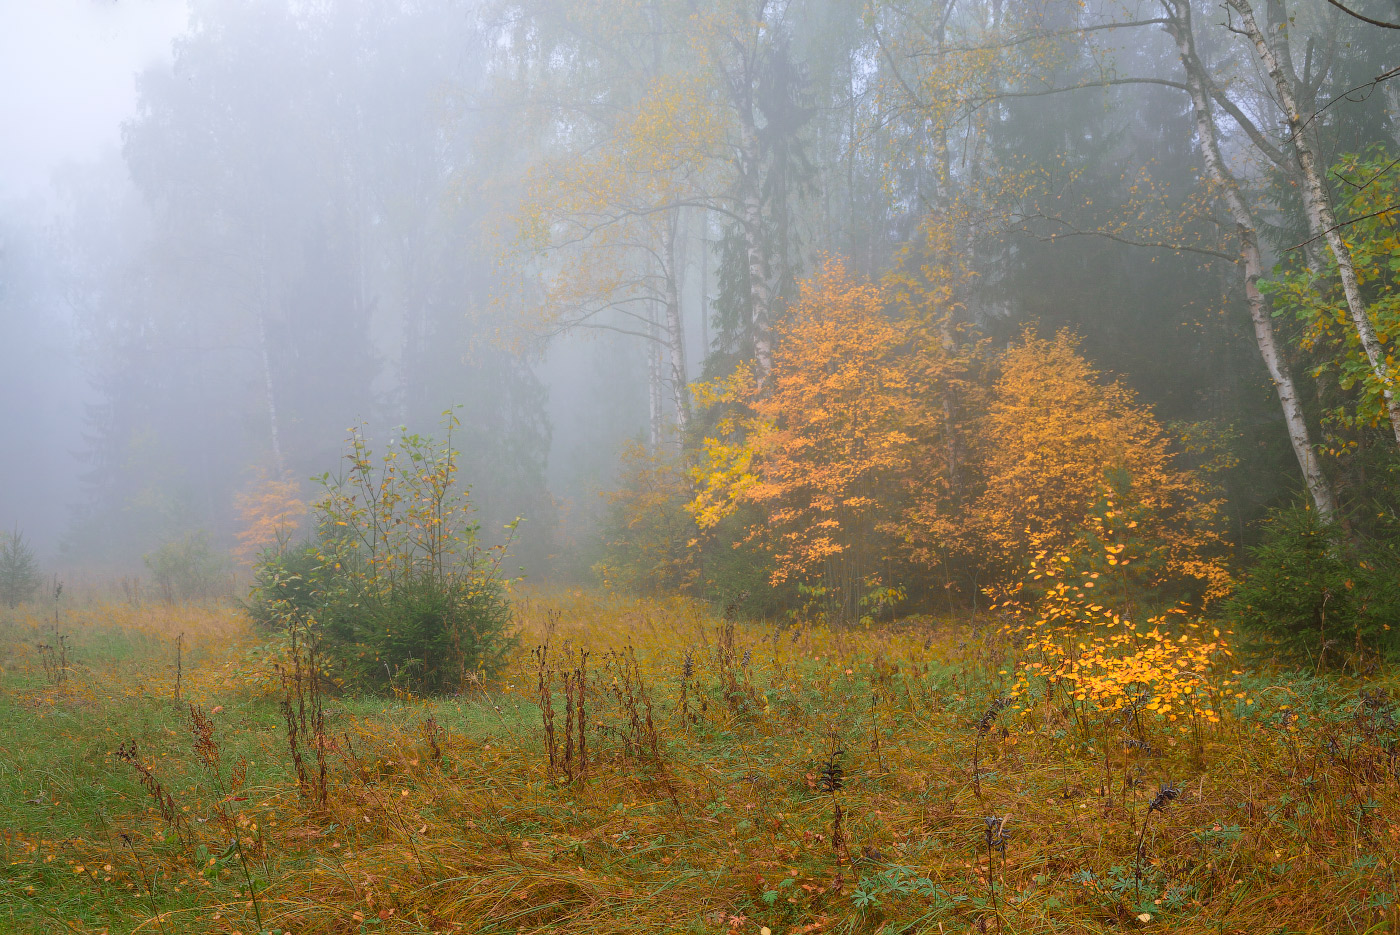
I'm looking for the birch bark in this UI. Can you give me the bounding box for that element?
[1227,0,1400,448]
[662,210,689,438]
[1163,0,1337,520]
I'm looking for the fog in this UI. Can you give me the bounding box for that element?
[0,0,188,202]
[2,0,633,571]
[1,0,1396,585]
[2,0,187,559]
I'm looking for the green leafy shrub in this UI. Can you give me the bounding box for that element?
[143,530,230,604]
[0,527,42,608]
[247,542,325,633]
[1227,505,1400,667]
[327,571,515,691]
[690,506,788,618]
[250,414,518,694]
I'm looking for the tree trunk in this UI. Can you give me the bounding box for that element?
[646,304,663,451]
[1227,0,1400,449]
[1163,0,1337,521]
[699,207,711,357]
[256,311,285,476]
[254,239,286,476]
[662,210,689,439]
[737,117,774,376]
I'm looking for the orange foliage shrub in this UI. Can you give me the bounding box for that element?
[673,263,1230,618]
[881,216,990,577]
[997,551,1240,738]
[232,468,307,566]
[970,331,1230,602]
[690,259,937,619]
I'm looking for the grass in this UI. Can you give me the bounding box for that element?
[1,588,1397,935]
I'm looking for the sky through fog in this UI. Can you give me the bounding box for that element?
[1,0,188,202]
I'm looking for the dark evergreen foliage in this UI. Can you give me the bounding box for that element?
[1227,505,1400,666]
[0,528,42,608]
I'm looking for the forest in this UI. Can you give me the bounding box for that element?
[1,0,1399,932]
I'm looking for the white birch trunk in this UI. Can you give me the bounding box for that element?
[1227,0,1400,449]
[646,304,663,451]
[1164,0,1337,521]
[662,211,689,439]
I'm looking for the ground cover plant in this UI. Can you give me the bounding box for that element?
[2,585,1397,935]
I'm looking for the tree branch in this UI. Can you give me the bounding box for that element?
[1285,203,1400,252]
[1296,65,1400,137]
[1332,155,1400,192]
[912,18,1171,56]
[1207,85,1294,172]
[1011,214,1239,261]
[984,76,1189,99]
[1325,0,1400,28]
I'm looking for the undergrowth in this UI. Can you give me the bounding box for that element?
[0,588,1396,934]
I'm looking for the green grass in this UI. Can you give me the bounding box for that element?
[1,590,1398,935]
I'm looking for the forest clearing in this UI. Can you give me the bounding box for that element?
[5,0,1400,932]
[1,587,1396,935]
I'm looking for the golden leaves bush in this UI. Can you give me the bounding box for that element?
[231,467,306,566]
[688,260,931,620]
[633,259,1233,620]
[970,330,1231,604]
[997,550,1240,736]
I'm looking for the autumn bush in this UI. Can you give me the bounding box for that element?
[249,416,517,694]
[687,259,951,621]
[607,259,1229,623]
[969,330,1231,607]
[231,467,306,566]
[996,548,1239,747]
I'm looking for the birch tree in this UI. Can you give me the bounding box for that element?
[1222,0,1400,448]
[1160,0,1338,520]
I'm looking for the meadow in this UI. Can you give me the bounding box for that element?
[1,588,1396,935]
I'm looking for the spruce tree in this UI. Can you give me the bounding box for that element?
[0,528,41,608]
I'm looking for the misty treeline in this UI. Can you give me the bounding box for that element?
[1,0,1397,624]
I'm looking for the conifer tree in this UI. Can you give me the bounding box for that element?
[0,528,41,609]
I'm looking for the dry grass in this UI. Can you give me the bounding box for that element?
[1,587,1397,934]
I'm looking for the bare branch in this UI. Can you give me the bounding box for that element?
[911,18,1172,56]
[1325,0,1400,28]
[1010,213,1239,261]
[544,319,666,343]
[986,76,1189,99]
[1207,85,1295,172]
[1285,203,1400,252]
[872,19,926,110]
[1296,64,1400,137]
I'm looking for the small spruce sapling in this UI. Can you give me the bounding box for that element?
[0,526,41,608]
